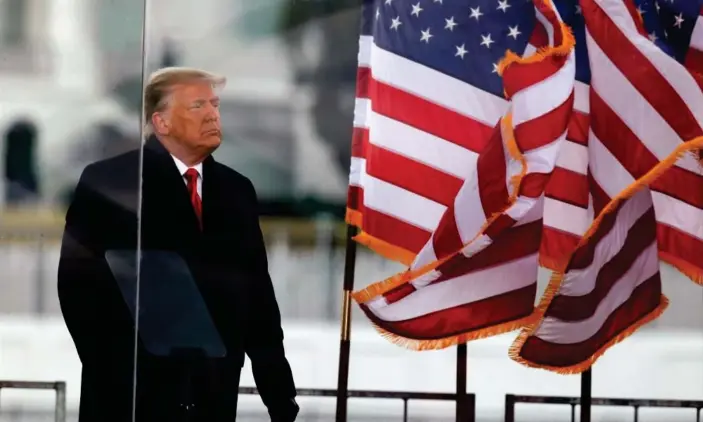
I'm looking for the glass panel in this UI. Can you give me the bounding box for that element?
[0,0,145,420]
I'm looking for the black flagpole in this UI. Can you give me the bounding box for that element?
[455,343,469,421]
[335,224,358,422]
[580,368,592,422]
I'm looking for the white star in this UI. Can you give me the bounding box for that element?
[636,5,645,15]
[445,16,458,31]
[455,44,468,58]
[420,28,433,43]
[411,2,423,17]
[470,6,483,20]
[655,2,660,12]
[508,25,521,39]
[390,16,402,30]
[674,13,684,28]
[376,8,381,20]
[664,30,669,38]
[385,0,392,5]
[497,0,511,12]
[434,0,443,3]
[648,32,658,42]
[575,5,582,14]
[481,33,494,48]
[492,62,500,73]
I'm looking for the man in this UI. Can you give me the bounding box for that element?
[57,67,299,421]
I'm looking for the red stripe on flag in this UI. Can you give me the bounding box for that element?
[539,227,580,268]
[514,93,574,152]
[529,24,549,48]
[432,206,466,260]
[384,220,541,305]
[434,220,542,283]
[549,210,656,320]
[520,172,553,198]
[347,186,363,212]
[590,91,703,208]
[566,111,590,146]
[657,224,703,276]
[477,127,510,219]
[369,78,492,153]
[586,0,703,142]
[362,207,431,255]
[503,57,568,99]
[684,48,703,83]
[517,275,662,368]
[545,167,590,208]
[364,283,537,339]
[365,144,464,207]
[356,67,371,99]
[351,127,369,158]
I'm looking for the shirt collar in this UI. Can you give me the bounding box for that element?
[171,154,203,178]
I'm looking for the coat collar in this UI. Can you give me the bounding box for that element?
[142,135,221,235]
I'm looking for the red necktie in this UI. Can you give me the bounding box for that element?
[184,168,202,230]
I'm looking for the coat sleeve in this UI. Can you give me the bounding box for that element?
[57,165,134,365]
[241,178,299,421]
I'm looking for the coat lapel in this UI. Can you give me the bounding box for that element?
[143,136,202,237]
[201,155,223,236]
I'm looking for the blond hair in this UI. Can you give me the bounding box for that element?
[142,66,226,136]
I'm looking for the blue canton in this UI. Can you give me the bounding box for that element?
[361,0,701,96]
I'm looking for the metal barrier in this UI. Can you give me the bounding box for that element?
[0,381,66,422]
[0,382,470,422]
[240,387,476,422]
[505,394,703,422]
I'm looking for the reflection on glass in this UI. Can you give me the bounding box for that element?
[0,0,145,420]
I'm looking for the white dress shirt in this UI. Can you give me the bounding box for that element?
[171,155,203,198]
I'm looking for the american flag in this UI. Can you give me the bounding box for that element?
[346,0,575,348]
[512,0,703,372]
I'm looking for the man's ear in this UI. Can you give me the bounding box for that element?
[152,112,169,135]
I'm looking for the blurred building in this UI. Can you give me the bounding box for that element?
[0,0,354,213]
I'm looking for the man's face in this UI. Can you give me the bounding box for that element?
[163,81,222,153]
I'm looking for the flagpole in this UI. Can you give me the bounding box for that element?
[335,224,358,422]
[580,368,592,422]
[455,343,468,421]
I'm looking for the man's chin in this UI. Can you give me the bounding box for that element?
[203,135,222,148]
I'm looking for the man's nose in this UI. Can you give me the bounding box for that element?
[204,107,219,122]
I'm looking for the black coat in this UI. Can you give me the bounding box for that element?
[57,136,298,421]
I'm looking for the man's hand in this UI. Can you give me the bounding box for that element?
[269,397,299,422]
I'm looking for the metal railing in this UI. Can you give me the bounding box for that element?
[240,387,475,422]
[0,382,472,422]
[505,394,703,422]
[0,381,66,422]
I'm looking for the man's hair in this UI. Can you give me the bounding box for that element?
[142,66,226,136]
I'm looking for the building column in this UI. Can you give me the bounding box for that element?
[46,0,100,94]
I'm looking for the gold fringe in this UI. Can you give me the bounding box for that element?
[510,136,703,373]
[352,113,527,304]
[370,312,541,352]
[345,207,415,266]
[497,20,575,76]
[508,295,669,374]
[659,251,703,285]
